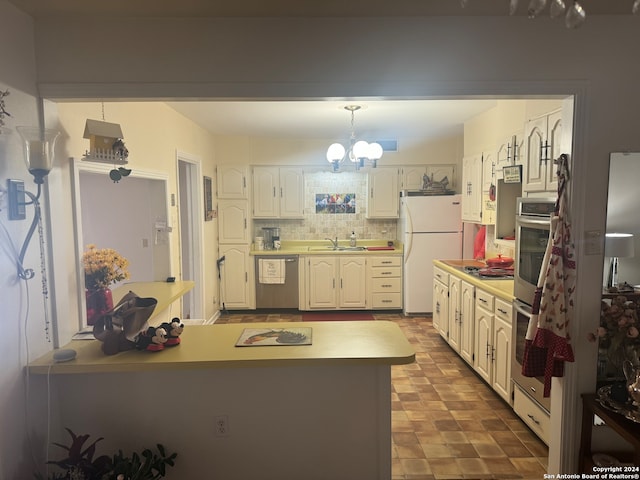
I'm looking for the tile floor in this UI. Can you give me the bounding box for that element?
[214,311,548,480]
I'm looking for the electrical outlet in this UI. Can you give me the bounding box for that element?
[214,415,230,437]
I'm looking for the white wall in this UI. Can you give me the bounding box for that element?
[56,102,219,326]
[0,2,53,478]
[3,7,640,476]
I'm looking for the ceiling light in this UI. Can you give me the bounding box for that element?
[326,105,383,172]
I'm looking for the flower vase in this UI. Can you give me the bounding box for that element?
[85,288,113,326]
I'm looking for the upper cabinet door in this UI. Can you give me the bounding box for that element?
[279,167,304,218]
[252,166,279,218]
[523,116,547,193]
[461,154,482,223]
[546,110,562,194]
[401,166,427,191]
[496,135,515,175]
[217,165,248,199]
[482,150,496,193]
[366,167,399,219]
[252,166,304,219]
[523,110,562,194]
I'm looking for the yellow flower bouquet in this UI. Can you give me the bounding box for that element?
[82,244,130,291]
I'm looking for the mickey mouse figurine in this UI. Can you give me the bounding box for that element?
[158,318,184,347]
[135,326,167,352]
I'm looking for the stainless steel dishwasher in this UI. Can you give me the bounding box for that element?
[255,255,299,308]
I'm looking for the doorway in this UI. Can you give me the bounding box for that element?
[72,160,172,327]
[177,153,204,320]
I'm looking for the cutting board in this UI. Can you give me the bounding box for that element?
[366,246,395,251]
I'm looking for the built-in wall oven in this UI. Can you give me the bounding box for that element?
[512,197,556,413]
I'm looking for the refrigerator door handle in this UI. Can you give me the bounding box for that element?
[404,203,414,264]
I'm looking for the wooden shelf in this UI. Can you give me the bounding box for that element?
[579,393,640,473]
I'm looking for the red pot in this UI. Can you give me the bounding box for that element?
[486,254,514,268]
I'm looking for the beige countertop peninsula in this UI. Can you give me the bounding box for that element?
[434,259,515,300]
[28,320,415,375]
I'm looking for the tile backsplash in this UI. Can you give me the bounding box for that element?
[253,170,398,242]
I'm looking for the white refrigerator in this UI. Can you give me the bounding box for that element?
[399,193,463,314]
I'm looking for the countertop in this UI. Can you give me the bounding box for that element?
[434,259,515,300]
[112,280,195,315]
[250,240,403,256]
[27,321,415,375]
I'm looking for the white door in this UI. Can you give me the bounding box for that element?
[177,155,204,320]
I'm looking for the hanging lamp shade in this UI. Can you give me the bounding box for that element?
[326,142,345,163]
[16,126,60,184]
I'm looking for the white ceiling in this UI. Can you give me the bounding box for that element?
[165,99,500,140]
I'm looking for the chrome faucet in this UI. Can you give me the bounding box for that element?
[325,237,339,250]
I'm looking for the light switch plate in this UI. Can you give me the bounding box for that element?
[7,179,26,220]
[584,230,603,255]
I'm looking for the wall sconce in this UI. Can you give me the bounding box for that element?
[7,126,60,279]
[605,232,635,290]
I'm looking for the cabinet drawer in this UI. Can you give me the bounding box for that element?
[513,384,550,445]
[433,266,449,285]
[369,256,401,268]
[370,266,401,278]
[371,277,401,293]
[372,293,402,308]
[476,289,495,311]
[494,297,512,322]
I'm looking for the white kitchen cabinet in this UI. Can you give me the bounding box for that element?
[218,200,249,244]
[461,154,482,223]
[496,135,515,174]
[400,166,427,191]
[252,166,304,218]
[339,257,368,308]
[474,289,494,384]
[368,256,402,309]
[432,266,449,338]
[306,256,366,309]
[448,276,475,362]
[481,151,497,226]
[492,298,513,403]
[366,167,399,219]
[217,165,248,199]
[473,288,513,404]
[481,150,497,193]
[495,131,525,175]
[523,110,562,193]
[459,280,475,365]
[447,276,461,352]
[218,244,255,310]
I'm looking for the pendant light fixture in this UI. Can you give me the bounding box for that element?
[326,105,383,172]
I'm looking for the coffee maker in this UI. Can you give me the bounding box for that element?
[261,227,281,250]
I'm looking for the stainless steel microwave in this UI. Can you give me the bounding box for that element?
[513,197,556,306]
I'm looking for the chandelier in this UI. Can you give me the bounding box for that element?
[461,0,640,29]
[326,105,383,172]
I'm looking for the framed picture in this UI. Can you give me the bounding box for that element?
[204,176,214,221]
